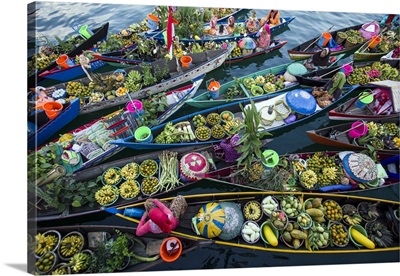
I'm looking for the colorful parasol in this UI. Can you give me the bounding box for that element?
[192,202,225,238]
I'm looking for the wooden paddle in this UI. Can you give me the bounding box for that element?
[317,61,354,79]
[303,25,334,52]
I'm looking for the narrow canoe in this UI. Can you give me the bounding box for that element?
[107,191,400,257]
[203,150,399,194]
[28,22,110,89]
[150,17,296,44]
[28,78,203,177]
[306,117,399,154]
[186,53,345,109]
[30,225,212,273]
[353,30,399,62]
[109,85,359,151]
[27,98,80,150]
[287,23,365,61]
[380,48,400,68]
[328,80,400,121]
[36,46,233,115]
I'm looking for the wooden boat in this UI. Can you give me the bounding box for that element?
[27,98,80,150]
[30,225,212,273]
[38,58,108,82]
[287,23,366,61]
[295,61,400,87]
[28,22,110,89]
[110,85,359,151]
[306,117,399,154]
[203,150,399,194]
[328,80,400,121]
[150,17,296,45]
[186,54,345,109]
[28,78,203,177]
[353,30,399,62]
[36,46,233,115]
[28,144,226,222]
[106,191,400,256]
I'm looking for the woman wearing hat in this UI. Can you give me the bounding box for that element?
[256,24,271,50]
[260,10,280,28]
[136,196,187,236]
[304,47,331,70]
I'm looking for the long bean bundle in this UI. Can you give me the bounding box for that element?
[155,151,182,192]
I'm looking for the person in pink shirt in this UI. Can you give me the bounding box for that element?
[136,196,187,236]
[256,24,271,50]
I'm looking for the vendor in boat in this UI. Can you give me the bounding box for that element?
[304,47,331,70]
[136,196,188,236]
[323,71,346,101]
[226,16,235,34]
[209,12,218,35]
[260,9,280,28]
[256,24,271,51]
[246,17,258,33]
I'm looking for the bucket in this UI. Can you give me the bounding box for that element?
[56,54,74,69]
[261,149,279,168]
[342,64,353,76]
[207,79,221,99]
[134,126,153,143]
[79,25,94,39]
[126,100,144,118]
[355,91,374,109]
[160,237,182,262]
[348,121,368,139]
[368,35,381,49]
[43,101,63,120]
[180,56,192,68]
[317,32,332,47]
[147,14,159,30]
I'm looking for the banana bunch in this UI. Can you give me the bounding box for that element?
[343,214,362,225]
[300,169,318,189]
[69,252,91,273]
[103,168,122,185]
[95,185,119,206]
[35,233,58,256]
[119,180,140,199]
[306,222,330,251]
[322,167,337,181]
[223,120,238,135]
[121,162,139,180]
[229,46,242,57]
[243,201,262,221]
[60,235,83,257]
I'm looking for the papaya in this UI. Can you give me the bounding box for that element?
[290,229,307,240]
[282,231,292,243]
[350,228,375,249]
[306,208,324,218]
[293,238,301,249]
[312,198,322,208]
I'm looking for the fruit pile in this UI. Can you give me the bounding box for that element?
[141,177,159,195]
[342,204,363,225]
[220,111,233,122]
[95,185,119,206]
[347,62,399,85]
[305,152,343,187]
[300,169,318,189]
[270,210,288,230]
[193,114,207,127]
[211,124,225,139]
[195,126,211,141]
[323,200,343,221]
[121,162,139,180]
[281,222,307,249]
[139,159,158,177]
[330,222,349,246]
[35,252,56,273]
[307,221,330,250]
[119,179,140,199]
[59,233,83,258]
[89,92,104,103]
[66,81,91,97]
[241,221,260,243]
[206,113,221,126]
[69,251,92,273]
[102,167,122,186]
[35,232,59,256]
[116,87,129,97]
[297,212,312,229]
[304,197,326,223]
[242,77,256,89]
[281,195,302,218]
[254,75,265,85]
[229,45,243,58]
[243,201,262,221]
[261,196,279,215]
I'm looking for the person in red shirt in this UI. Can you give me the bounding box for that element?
[136,196,187,236]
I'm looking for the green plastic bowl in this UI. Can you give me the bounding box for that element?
[348,224,368,247]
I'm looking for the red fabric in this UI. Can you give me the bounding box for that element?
[149,207,172,233]
[264,24,271,35]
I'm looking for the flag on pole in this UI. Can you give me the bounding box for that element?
[167,6,175,58]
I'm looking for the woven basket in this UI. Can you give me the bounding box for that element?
[344,39,357,49]
[274,100,291,120]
